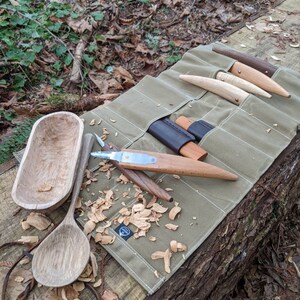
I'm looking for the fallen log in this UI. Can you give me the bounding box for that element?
[146,130,300,300]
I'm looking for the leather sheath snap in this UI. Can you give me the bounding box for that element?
[148,118,208,160]
[176,116,214,141]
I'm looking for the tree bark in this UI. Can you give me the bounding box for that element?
[146,131,300,300]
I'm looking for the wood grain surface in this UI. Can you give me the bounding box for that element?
[120,149,238,180]
[216,71,272,98]
[31,134,94,287]
[11,112,83,211]
[230,62,290,97]
[179,74,249,105]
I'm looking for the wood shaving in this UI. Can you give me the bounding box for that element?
[170,240,187,252]
[22,212,52,231]
[165,188,173,192]
[151,249,172,273]
[14,276,24,283]
[17,235,39,244]
[172,174,180,179]
[151,203,168,213]
[102,290,118,300]
[96,221,112,233]
[116,174,130,184]
[89,119,96,126]
[266,128,272,133]
[90,252,98,278]
[73,281,85,292]
[19,257,30,265]
[289,43,299,48]
[132,203,145,212]
[83,220,96,234]
[149,236,157,242]
[169,206,181,220]
[165,223,178,231]
[93,278,102,287]
[95,233,116,244]
[37,183,53,192]
[154,270,160,278]
[270,55,281,61]
[80,263,93,278]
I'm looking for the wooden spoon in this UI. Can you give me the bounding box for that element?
[32,133,95,287]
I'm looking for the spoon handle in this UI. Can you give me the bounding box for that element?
[66,133,95,220]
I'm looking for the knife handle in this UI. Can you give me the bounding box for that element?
[230,62,290,98]
[179,74,249,105]
[103,143,173,202]
[216,72,272,98]
[212,45,278,77]
[120,149,238,181]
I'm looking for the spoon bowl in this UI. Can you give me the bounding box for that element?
[32,133,95,287]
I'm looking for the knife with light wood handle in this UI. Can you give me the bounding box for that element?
[216,72,272,98]
[91,149,238,181]
[230,62,290,98]
[212,45,278,77]
[179,74,249,105]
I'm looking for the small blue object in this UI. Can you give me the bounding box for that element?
[115,223,134,241]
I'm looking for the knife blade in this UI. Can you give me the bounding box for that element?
[91,149,238,181]
[91,151,157,165]
[93,134,173,202]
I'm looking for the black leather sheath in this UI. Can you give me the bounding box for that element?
[187,120,214,141]
[148,118,195,153]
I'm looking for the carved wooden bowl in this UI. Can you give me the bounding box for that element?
[11,111,84,211]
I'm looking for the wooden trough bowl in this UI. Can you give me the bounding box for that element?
[11,112,84,211]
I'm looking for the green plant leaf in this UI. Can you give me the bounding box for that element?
[31,44,43,53]
[55,9,70,18]
[91,11,104,21]
[54,44,68,57]
[83,54,94,65]
[13,74,26,89]
[63,54,73,66]
[53,61,62,71]
[87,43,98,52]
[50,78,64,87]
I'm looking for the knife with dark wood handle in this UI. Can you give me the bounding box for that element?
[212,45,278,77]
[120,149,238,181]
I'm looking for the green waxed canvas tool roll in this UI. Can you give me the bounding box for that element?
[78,42,300,295]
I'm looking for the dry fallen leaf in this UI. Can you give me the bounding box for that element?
[67,17,92,33]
